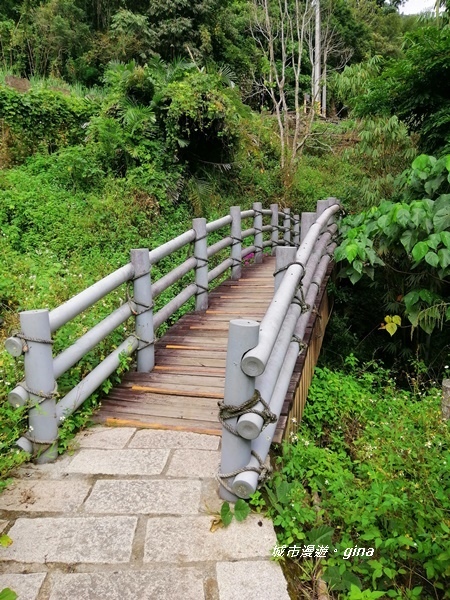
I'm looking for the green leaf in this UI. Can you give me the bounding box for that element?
[441,231,450,249]
[433,206,450,232]
[275,480,292,505]
[396,208,410,227]
[424,251,439,267]
[220,502,233,527]
[0,590,17,600]
[307,525,334,546]
[345,242,358,263]
[385,322,398,336]
[234,499,251,522]
[0,535,12,548]
[438,248,450,269]
[400,229,417,252]
[412,241,428,262]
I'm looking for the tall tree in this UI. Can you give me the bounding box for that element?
[250,0,314,167]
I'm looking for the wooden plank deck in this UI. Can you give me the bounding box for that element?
[95,256,276,435]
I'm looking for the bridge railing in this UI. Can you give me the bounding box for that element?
[5,202,301,462]
[218,198,341,501]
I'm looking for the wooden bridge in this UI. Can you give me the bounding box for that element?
[5,200,340,483]
[97,254,332,444]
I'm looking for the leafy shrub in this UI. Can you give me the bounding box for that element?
[263,363,450,598]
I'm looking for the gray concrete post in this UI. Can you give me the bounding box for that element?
[230,206,242,281]
[270,204,279,255]
[443,379,450,420]
[253,202,263,264]
[193,218,209,311]
[219,319,259,501]
[274,247,297,292]
[20,310,58,463]
[301,212,316,244]
[316,199,330,216]
[131,249,154,373]
[283,208,291,245]
[293,214,300,247]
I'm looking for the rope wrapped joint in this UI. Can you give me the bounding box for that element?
[22,383,58,405]
[14,332,54,353]
[218,389,277,437]
[216,449,272,495]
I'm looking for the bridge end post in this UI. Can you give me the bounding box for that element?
[230,206,242,281]
[253,202,263,264]
[131,249,154,373]
[219,319,259,501]
[293,214,300,248]
[300,212,316,244]
[283,207,291,246]
[274,246,297,292]
[193,218,209,311]
[270,203,279,255]
[20,309,58,463]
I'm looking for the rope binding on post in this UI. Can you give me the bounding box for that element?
[14,332,54,353]
[216,449,272,495]
[218,389,277,436]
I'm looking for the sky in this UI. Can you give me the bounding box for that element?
[400,0,435,14]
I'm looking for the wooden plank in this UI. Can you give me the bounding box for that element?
[130,385,223,399]
[154,365,225,375]
[100,399,219,422]
[126,372,225,388]
[95,414,221,435]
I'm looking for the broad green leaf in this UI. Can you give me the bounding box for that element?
[412,241,428,262]
[392,315,401,325]
[234,499,250,522]
[349,270,363,284]
[412,154,433,173]
[433,206,450,232]
[445,155,450,172]
[425,175,445,195]
[307,525,334,546]
[220,502,233,527]
[396,207,410,227]
[441,231,450,249]
[275,480,292,505]
[419,289,434,303]
[0,589,18,600]
[426,233,441,250]
[345,243,358,263]
[410,206,426,228]
[438,248,450,269]
[400,229,417,252]
[424,251,439,267]
[385,322,398,336]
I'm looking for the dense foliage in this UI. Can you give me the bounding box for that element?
[253,362,450,598]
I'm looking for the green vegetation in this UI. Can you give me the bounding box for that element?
[251,360,450,598]
[1,1,450,597]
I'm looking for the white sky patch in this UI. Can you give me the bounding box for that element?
[400,0,435,14]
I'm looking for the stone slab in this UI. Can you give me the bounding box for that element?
[13,453,74,480]
[49,568,205,600]
[0,573,46,600]
[84,480,202,514]
[216,561,290,600]
[0,519,8,532]
[0,480,91,512]
[129,430,220,450]
[166,450,220,478]
[77,427,136,449]
[66,449,169,475]
[144,515,277,562]
[3,516,137,563]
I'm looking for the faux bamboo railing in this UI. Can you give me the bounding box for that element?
[218,198,341,500]
[5,202,308,463]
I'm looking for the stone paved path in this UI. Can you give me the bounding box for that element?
[0,426,290,600]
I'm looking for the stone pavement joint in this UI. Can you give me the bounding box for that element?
[0,426,290,600]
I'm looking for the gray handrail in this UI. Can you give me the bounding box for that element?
[5,201,306,463]
[218,198,341,500]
